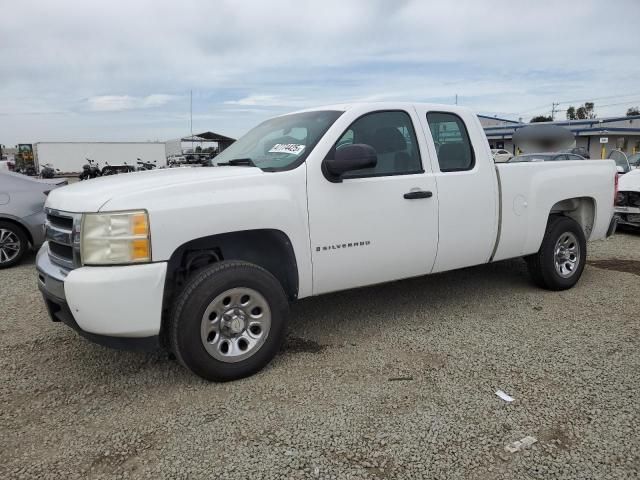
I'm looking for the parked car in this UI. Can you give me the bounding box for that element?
[37,103,617,381]
[608,150,631,175]
[0,159,15,172]
[508,152,585,163]
[614,168,640,229]
[491,149,513,162]
[627,152,640,169]
[0,172,67,268]
[564,147,590,159]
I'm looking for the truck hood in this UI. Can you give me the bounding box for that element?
[619,169,640,192]
[46,166,263,212]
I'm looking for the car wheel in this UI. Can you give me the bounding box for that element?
[0,221,28,269]
[526,215,587,291]
[169,260,289,381]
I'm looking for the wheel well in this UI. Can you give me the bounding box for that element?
[0,217,33,246]
[164,229,299,306]
[549,197,595,238]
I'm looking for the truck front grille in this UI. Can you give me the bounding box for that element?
[45,209,81,270]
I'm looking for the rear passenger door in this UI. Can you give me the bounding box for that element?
[414,108,499,272]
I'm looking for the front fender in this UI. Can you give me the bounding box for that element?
[100,166,313,298]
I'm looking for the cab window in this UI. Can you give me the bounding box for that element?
[333,111,423,178]
[426,112,475,172]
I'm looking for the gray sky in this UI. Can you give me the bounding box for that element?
[1,0,639,145]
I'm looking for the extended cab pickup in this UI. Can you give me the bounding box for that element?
[37,103,618,380]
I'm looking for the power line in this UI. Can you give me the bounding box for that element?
[555,98,640,113]
[555,92,640,106]
[513,92,640,116]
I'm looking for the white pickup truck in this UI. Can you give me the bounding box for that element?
[37,103,618,381]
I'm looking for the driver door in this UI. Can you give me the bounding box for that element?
[306,109,439,295]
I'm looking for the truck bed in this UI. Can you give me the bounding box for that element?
[492,160,616,262]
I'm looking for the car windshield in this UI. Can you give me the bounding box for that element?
[213,110,343,171]
[628,153,640,166]
[608,150,630,173]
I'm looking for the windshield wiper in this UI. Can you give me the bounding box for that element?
[217,158,256,167]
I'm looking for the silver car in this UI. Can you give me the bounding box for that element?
[0,172,67,268]
[508,152,585,163]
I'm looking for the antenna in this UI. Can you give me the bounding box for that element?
[190,90,193,153]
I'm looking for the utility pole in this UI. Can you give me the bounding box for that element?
[455,94,458,105]
[190,90,193,153]
[551,102,559,121]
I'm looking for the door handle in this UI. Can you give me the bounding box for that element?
[403,190,433,199]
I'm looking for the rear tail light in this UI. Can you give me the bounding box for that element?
[614,173,619,206]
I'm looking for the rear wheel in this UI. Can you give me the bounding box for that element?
[526,216,586,290]
[0,221,28,269]
[169,261,289,381]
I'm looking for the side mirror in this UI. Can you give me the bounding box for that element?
[323,144,377,182]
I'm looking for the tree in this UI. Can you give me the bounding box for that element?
[584,102,596,119]
[530,115,552,123]
[566,102,596,120]
[627,107,640,116]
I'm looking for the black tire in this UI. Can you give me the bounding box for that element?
[168,260,289,381]
[0,221,28,269]
[525,215,586,291]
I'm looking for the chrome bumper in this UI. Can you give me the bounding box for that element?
[36,242,159,351]
[36,243,68,301]
[614,205,640,215]
[614,205,640,228]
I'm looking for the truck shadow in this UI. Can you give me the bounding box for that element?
[287,257,531,344]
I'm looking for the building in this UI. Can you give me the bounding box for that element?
[479,114,640,159]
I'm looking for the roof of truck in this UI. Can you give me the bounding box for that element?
[287,102,473,115]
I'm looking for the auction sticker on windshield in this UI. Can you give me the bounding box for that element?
[268,144,305,155]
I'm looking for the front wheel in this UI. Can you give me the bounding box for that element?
[168,261,289,381]
[526,216,587,291]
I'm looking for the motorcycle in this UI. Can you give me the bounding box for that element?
[101,161,136,176]
[16,165,37,176]
[136,158,157,171]
[79,158,102,181]
[40,163,59,179]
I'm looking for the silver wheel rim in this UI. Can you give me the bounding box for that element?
[200,287,271,363]
[554,231,580,278]
[0,229,21,264]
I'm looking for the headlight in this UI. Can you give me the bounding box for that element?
[81,210,151,265]
[615,192,626,206]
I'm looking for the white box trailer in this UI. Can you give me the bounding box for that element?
[34,142,167,174]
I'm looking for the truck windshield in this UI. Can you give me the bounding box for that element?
[213,110,343,171]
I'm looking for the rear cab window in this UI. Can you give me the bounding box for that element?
[426,112,475,172]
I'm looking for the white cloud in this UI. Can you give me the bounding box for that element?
[224,95,306,107]
[0,0,639,143]
[87,94,176,111]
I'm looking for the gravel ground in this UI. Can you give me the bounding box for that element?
[1,232,639,479]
